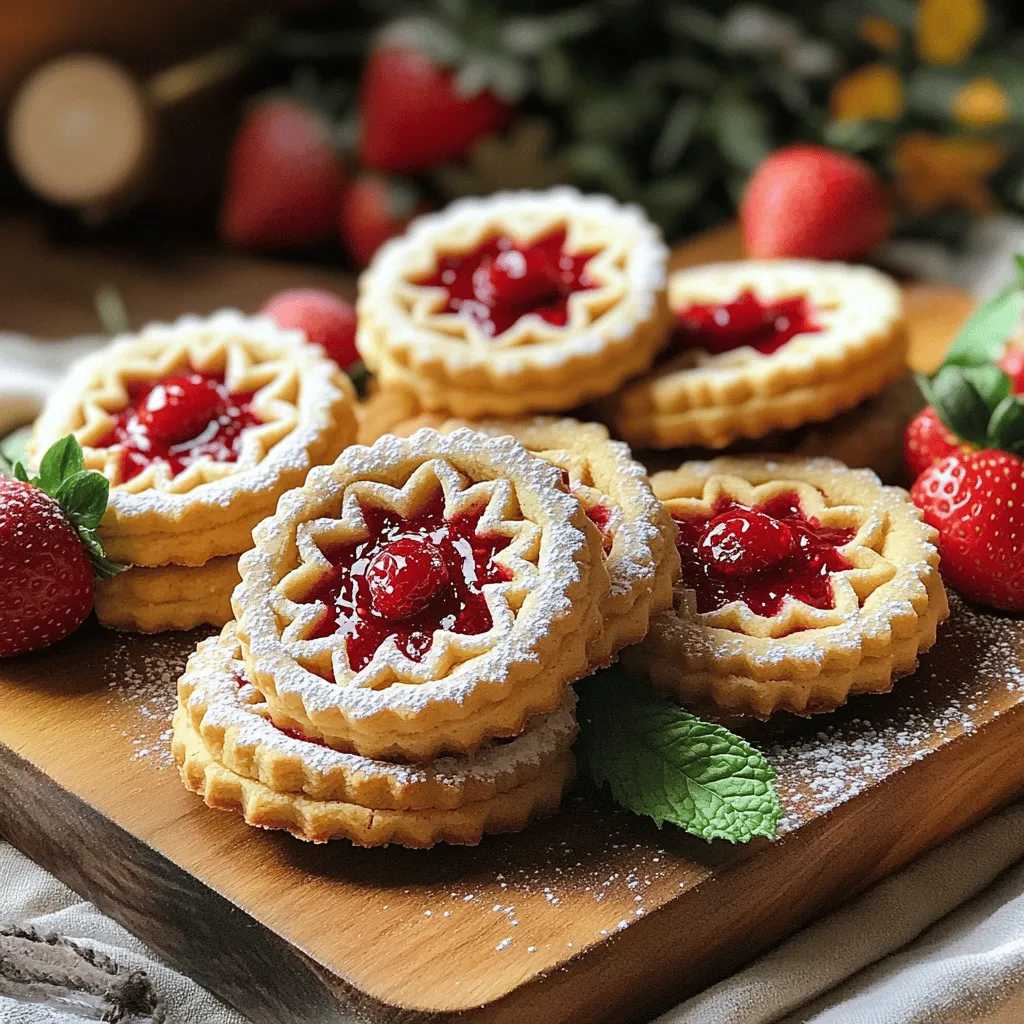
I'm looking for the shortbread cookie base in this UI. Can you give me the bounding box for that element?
[95,555,240,632]
[233,429,610,760]
[365,309,671,418]
[623,456,949,718]
[357,187,672,418]
[607,340,908,450]
[440,417,680,665]
[179,624,580,809]
[31,311,358,566]
[601,259,907,449]
[173,707,575,847]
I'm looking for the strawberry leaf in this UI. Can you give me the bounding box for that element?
[37,434,84,495]
[576,668,781,843]
[30,435,127,581]
[927,365,997,446]
[0,426,31,478]
[988,395,1024,451]
[54,471,109,531]
[944,285,1024,369]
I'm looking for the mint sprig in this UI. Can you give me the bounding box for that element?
[917,255,1024,452]
[3,434,126,581]
[575,669,782,844]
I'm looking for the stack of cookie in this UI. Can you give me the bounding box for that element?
[30,312,357,632]
[172,428,675,846]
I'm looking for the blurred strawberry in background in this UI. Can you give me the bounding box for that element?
[219,96,345,250]
[339,173,422,267]
[358,36,510,174]
[261,288,359,371]
[741,145,892,262]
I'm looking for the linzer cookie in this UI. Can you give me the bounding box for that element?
[623,456,948,718]
[30,311,357,632]
[173,625,576,847]
[231,428,610,760]
[356,188,671,417]
[601,260,906,450]
[439,417,679,663]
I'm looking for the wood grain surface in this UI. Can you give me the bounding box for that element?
[1,220,1018,1024]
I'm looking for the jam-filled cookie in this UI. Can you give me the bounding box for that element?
[439,417,679,663]
[173,624,576,847]
[356,188,671,417]
[30,311,357,632]
[623,456,948,718]
[232,428,609,760]
[601,260,906,450]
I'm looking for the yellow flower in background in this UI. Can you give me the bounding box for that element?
[953,76,1011,128]
[830,64,904,122]
[859,16,902,54]
[893,132,1006,213]
[916,0,985,66]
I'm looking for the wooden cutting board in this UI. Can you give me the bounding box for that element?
[2,225,1016,1024]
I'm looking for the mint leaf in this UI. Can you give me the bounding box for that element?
[944,285,1024,369]
[576,669,781,843]
[55,470,109,531]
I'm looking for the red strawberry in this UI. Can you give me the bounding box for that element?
[339,174,419,267]
[904,406,970,481]
[358,43,510,174]
[0,478,95,657]
[261,289,359,371]
[138,375,223,445]
[741,145,892,261]
[699,508,796,576]
[366,537,450,620]
[914,450,1024,610]
[220,97,344,250]
[911,452,975,529]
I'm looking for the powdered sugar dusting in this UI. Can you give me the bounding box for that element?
[101,631,205,767]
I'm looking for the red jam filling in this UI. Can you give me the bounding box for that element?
[673,493,855,617]
[585,502,614,553]
[95,370,260,482]
[412,228,600,337]
[301,493,513,673]
[674,290,821,356]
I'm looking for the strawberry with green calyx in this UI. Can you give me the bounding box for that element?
[914,256,1024,457]
[906,254,1024,611]
[0,435,125,657]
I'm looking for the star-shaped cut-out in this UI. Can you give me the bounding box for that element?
[271,458,540,690]
[663,474,895,640]
[70,327,300,493]
[395,215,629,350]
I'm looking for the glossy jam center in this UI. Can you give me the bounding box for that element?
[302,493,513,673]
[673,493,855,618]
[95,370,260,482]
[675,290,820,356]
[413,228,599,337]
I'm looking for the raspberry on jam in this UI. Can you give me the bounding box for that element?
[302,493,513,673]
[413,228,599,337]
[674,289,820,357]
[96,370,260,482]
[674,493,855,618]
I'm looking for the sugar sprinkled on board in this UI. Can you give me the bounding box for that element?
[100,632,202,768]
